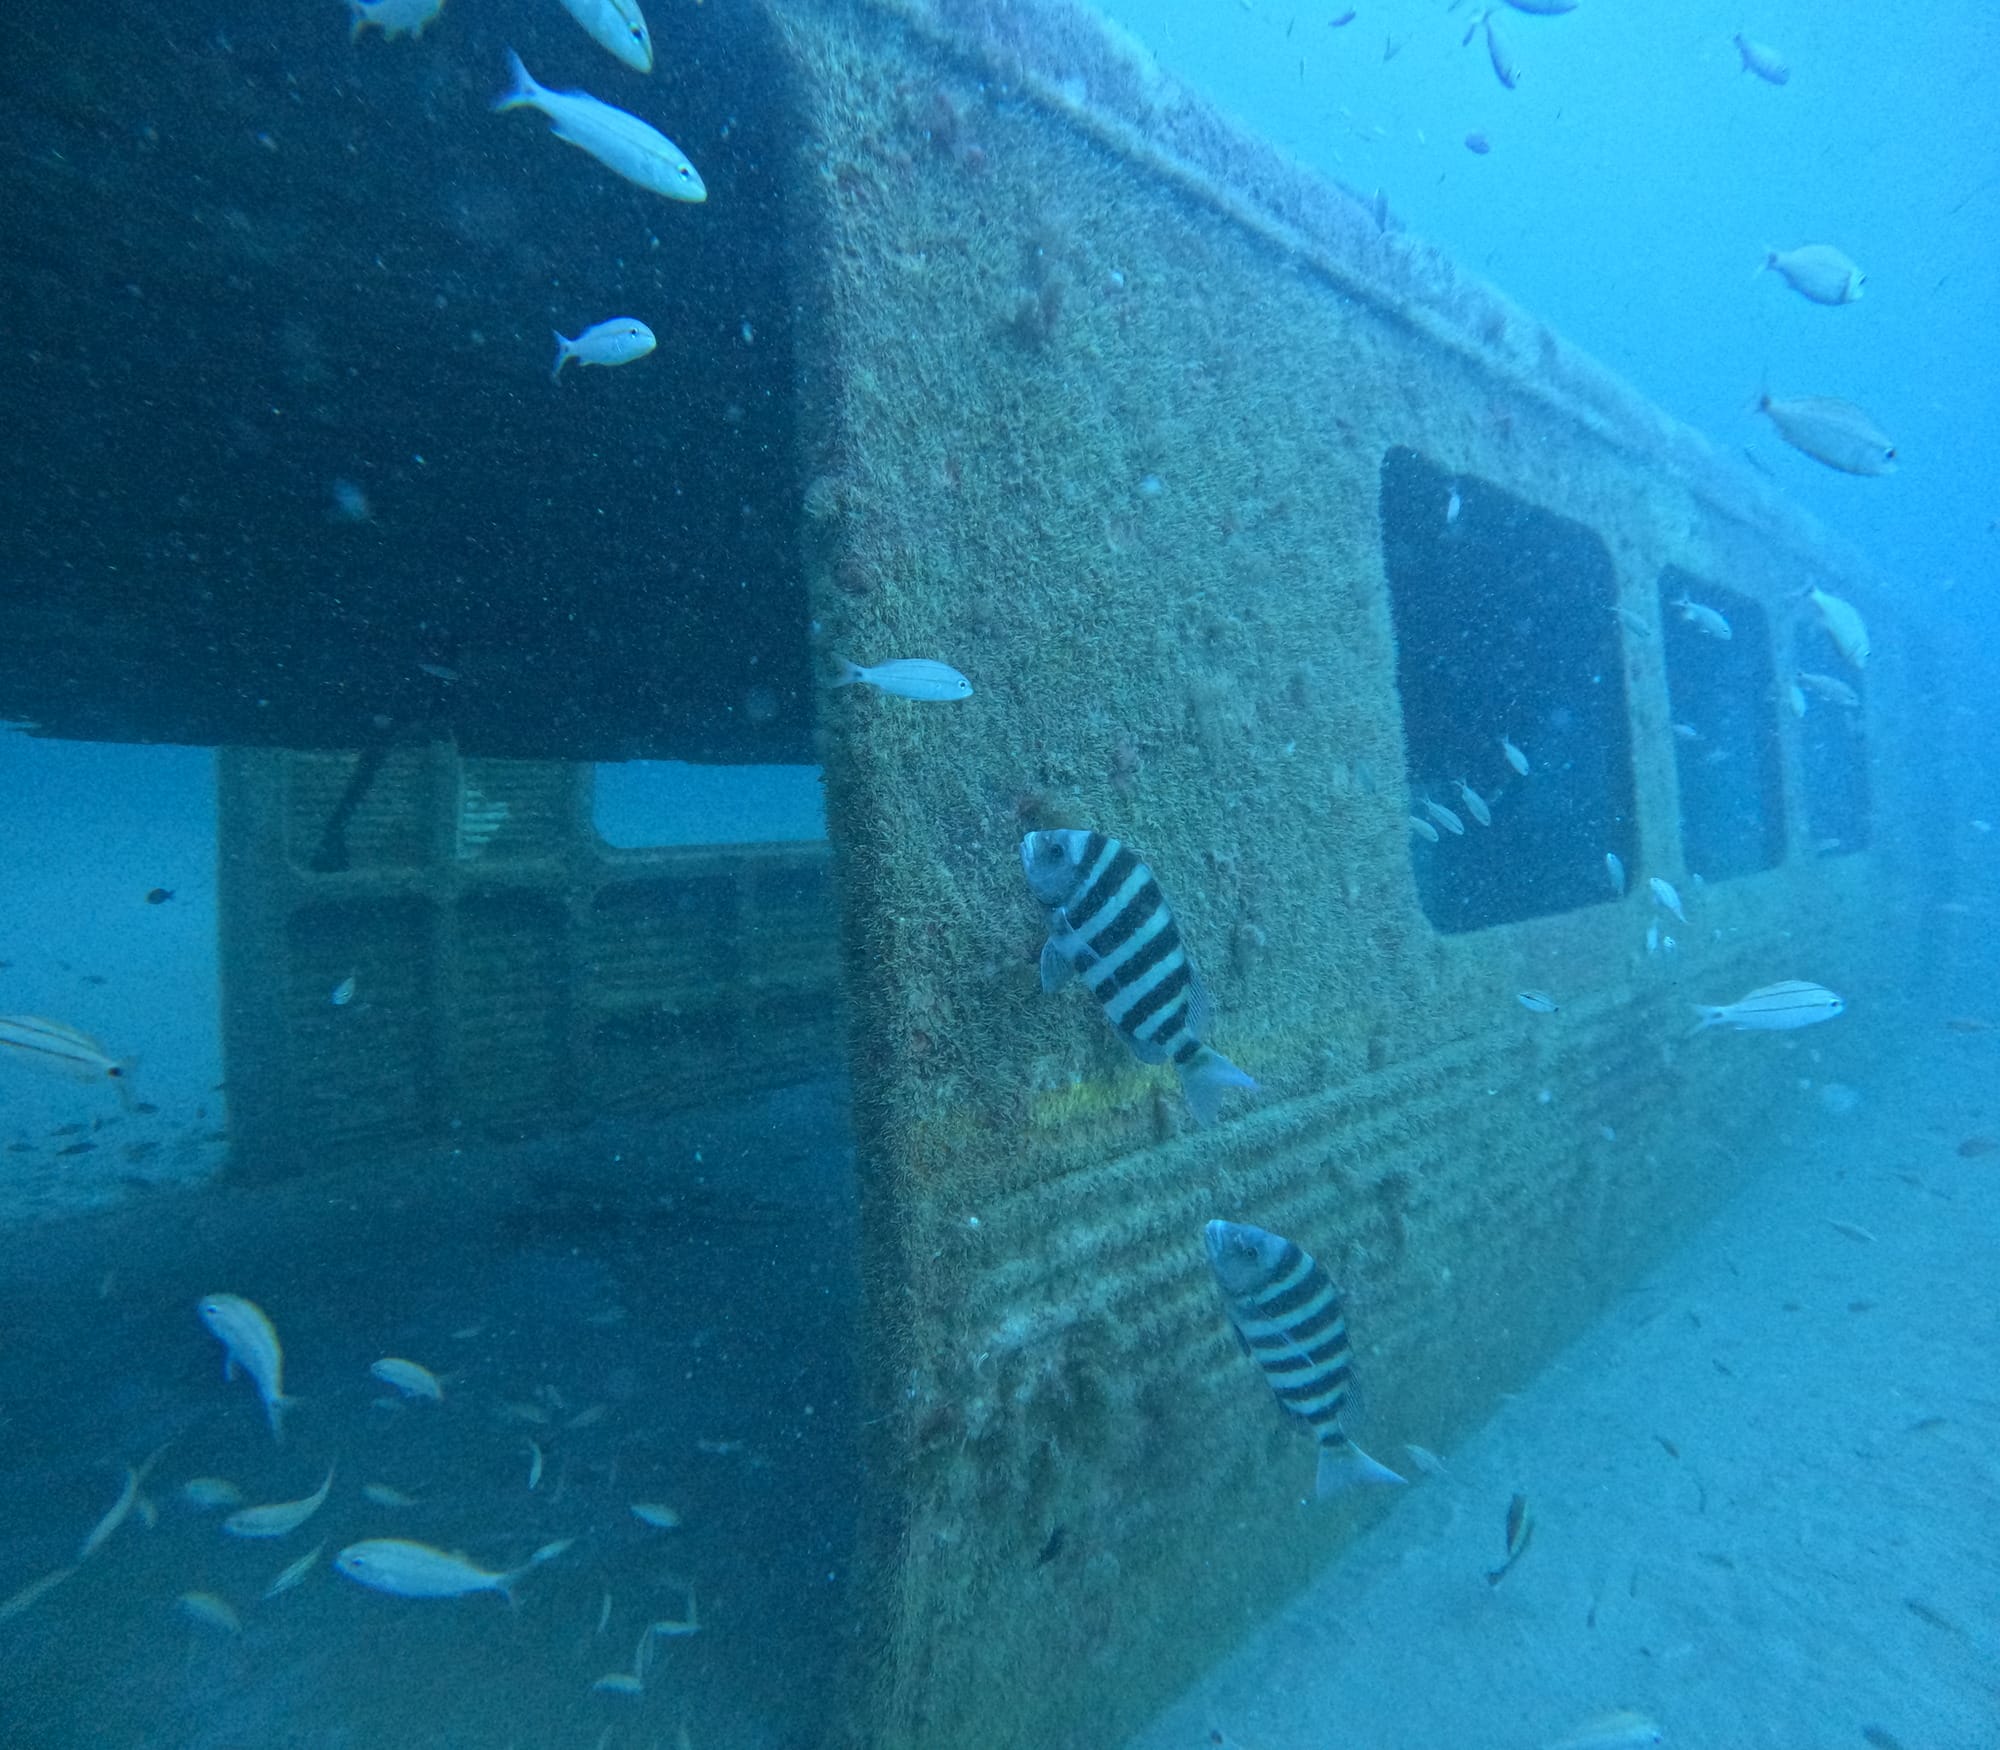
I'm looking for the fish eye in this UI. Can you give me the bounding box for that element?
[630,24,645,40]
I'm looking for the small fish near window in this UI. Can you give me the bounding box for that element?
[1791,610,1871,857]
[1380,449,1638,933]
[1657,570,1786,882]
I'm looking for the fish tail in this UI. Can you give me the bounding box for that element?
[1689,1005,1726,1035]
[1753,249,1776,281]
[1315,1439,1406,1499]
[551,333,573,382]
[266,1393,296,1444]
[1177,1046,1258,1127]
[828,654,864,688]
[492,48,540,113]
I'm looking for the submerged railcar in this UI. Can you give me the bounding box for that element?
[0,0,1940,1744]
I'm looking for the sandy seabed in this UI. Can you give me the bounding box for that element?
[1128,1044,1999,1750]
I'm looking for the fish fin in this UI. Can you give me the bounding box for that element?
[492,49,540,114]
[1688,1005,1726,1035]
[551,333,572,382]
[222,1355,238,1383]
[1754,249,1776,281]
[1177,1046,1257,1126]
[1038,937,1077,995]
[1315,1440,1406,1498]
[828,655,865,689]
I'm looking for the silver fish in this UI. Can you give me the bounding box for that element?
[1500,735,1530,776]
[831,657,972,701]
[1423,797,1466,836]
[1691,980,1844,1032]
[1610,606,1651,639]
[1455,780,1492,827]
[493,51,705,202]
[630,1502,682,1529]
[0,1015,132,1099]
[370,1356,444,1400]
[347,0,444,44]
[1484,10,1521,88]
[552,318,655,382]
[1672,593,1732,640]
[557,0,654,73]
[78,1444,167,1563]
[1517,990,1559,1014]
[0,1566,76,1624]
[1204,1220,1404,1498]
[1760,244,1863,305]
[330,976,356,1006]
[198,1293,293,1442]
[1806,587,1869,670]
[180,1477,243,1511]
[1798,670,1861,709]
[1409,814,1441,844]
[334,1537,563,1600]
[224,1462,335,1538]
[1545,1712,1663,1749]
[1648,876,1686,923]
[1757,393,1896,476]
[1020,831,1257,1126]
[264,1540,327,1599]
[1734,33,1789,85]
[1604,851,1626,895]
[1787,681,1808,718]
[177,1590,243,1633]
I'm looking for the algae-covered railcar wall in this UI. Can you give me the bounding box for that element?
[773,1,1913,1745]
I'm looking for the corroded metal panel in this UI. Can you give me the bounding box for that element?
[770,2,1909,1744]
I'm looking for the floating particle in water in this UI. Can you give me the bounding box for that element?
[1464,132,1491,155]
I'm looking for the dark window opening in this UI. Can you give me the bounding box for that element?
[1381,448,1638,933]
[1793,615,1871,855]
[1658,568,1786,880]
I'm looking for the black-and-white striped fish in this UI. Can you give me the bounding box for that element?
[1018,830,1257,1125]
[1203,1219,1404,1498]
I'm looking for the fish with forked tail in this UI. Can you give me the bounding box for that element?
[1691,980,1844,1032]
[1020,831,1257,1125]
[1203,1220,1404,1498]
[198,1293,294,1442]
